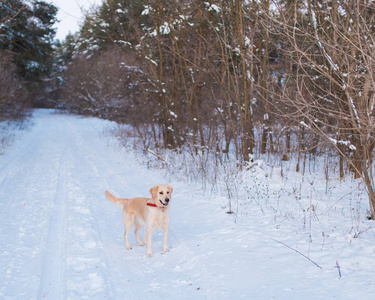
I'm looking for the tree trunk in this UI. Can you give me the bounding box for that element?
[260,0,270,155]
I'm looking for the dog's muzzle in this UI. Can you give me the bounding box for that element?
[159,198,170,206]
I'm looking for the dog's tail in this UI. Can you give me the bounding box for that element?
[105,190,128,207]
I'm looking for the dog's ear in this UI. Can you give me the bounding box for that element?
[168,185,173,194]
[150,185,159,200]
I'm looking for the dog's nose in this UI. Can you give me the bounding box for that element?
[165,198,170,203]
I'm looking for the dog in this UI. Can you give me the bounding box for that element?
[105,184,173,258]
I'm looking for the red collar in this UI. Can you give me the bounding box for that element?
[147,202,158,208]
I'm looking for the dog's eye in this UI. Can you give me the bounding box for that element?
[159,191,163,195]
[167,191,169,194]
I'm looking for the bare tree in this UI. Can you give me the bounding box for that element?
[272,0,375,218]
[62,47,144,122]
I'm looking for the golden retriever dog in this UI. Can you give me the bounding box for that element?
[105,185,173,258]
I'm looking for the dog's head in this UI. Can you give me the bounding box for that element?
[150,184,173,208]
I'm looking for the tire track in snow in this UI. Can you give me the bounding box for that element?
[0,113,63,299]
[62,120,117,299]
[33,115,116,299]
[37,148,68,299]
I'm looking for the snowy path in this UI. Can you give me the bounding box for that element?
[0,110,374,299]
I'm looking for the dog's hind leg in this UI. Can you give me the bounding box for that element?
[123,212,134,250]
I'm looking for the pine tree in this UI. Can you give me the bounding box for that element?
[0,0,57,85]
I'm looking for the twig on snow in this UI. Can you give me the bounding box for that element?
[146,149,170,165]
[270,238,322,269]
[335,260,342,278]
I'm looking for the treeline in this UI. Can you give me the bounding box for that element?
[55,0,375,218]
[0,0,58,120]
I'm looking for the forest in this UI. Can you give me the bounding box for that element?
[1,0,375,219]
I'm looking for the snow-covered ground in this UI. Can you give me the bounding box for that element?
[0,109,374,299]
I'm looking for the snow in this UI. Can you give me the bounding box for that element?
[141,6,151,16]
[145,56,157,66]
[0,109,374,299]
[159,22,170,35]
[329,138,357,151]
[149,22,171,36]
[207,4,221,13]
[169,111,177,118]
[350,96,361,128]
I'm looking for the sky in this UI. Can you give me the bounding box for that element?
[49,0,104,41]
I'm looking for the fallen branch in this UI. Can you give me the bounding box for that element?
[270,238,322,269]
[335,260,342,278]
[146,149,170,166]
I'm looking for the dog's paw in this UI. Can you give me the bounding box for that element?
[163,247,170,252]
[126,245,133,250]
[138,242,145,247]
[147,253,153,258]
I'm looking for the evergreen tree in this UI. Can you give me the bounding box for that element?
[0,0,57,85]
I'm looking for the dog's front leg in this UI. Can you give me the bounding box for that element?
[145,227,154,257]
[163,224,169,252]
